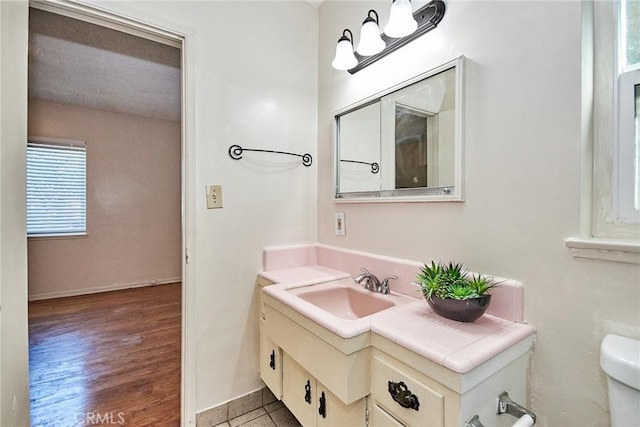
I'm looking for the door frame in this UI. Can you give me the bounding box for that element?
[27,1,197,424]
[0,1,30,425]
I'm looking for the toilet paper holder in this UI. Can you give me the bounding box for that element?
[497,391,536,424]
[463,391,537,427]
[464,414,485,427]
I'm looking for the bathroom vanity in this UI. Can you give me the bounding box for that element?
[257,246,535,427]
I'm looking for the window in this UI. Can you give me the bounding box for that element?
[566,0,640,263]
[615,0,640,223]
[26,140,86,236]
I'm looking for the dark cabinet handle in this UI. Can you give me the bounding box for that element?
[269,350,275,370]
[304,380,312,404]
[388,380,420,411]
[318,391,326,418]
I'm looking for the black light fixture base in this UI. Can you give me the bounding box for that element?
[348,0,446,74]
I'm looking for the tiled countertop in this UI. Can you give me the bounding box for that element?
[259,267,535,375]
[370,300,535,373]
[258,265,348,286]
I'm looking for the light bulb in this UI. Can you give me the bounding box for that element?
[384,0,417,38]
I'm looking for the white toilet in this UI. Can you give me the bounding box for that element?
[600,334,640,427]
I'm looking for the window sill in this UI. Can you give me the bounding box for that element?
[28,232,88,241]
[565,237,640,264]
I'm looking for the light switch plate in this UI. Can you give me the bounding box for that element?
[206,185,223,209]
[335,212,345,236]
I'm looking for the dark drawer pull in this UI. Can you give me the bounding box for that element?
[269,350,275,370]
[388,380,420,411]
[318,391,326,418]
[304,380,312,404]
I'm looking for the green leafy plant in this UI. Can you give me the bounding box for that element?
[413,261,497,301]
[467,274,494,296]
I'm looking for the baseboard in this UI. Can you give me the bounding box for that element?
[28,277,182,301]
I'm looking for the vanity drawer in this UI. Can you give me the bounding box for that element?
[372,404,405,427]
[372,354,444,427]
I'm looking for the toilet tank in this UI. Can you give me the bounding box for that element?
[600,334,640,427]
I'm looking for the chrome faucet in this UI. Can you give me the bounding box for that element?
[354,268,379,291]
[379,275,398,294]
[353,268,398,295]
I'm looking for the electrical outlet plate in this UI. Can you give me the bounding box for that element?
[206,185,223,209]
[335,212,345,236]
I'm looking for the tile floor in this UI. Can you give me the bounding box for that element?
[214,400,301,427]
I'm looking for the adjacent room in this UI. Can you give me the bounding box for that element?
[26,9,183,426]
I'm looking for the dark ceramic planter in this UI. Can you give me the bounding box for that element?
[427,295,492,322]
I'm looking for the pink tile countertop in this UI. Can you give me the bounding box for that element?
[370,300,535,373]
[259,264,349,286]
[259,243,536,374]
[263,243,526,322]
[262,276,535,374]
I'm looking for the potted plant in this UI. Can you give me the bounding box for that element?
[412,261,497,322]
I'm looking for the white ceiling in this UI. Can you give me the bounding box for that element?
[28,9,181,122]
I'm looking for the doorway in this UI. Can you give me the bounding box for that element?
[26,5,188,426]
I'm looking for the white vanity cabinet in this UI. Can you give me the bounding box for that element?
[259,318,282,399]
[372,404,404,427]
[369,335,533,427]
[259,278,369,426]
[258,277,282,399]
[282,353,366,426]
[258,274,535,427]
[370,350,458,427]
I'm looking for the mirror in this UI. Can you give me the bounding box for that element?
[334,56,465,202]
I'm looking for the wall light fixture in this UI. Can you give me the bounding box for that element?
[331,29,358,71]
[384,0,418,38]
[331,0,446,74]
[356,10,385,56]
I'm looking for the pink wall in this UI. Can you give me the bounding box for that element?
[27,100,181,299]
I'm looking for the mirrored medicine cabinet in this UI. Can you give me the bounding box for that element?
[334,56,465,202]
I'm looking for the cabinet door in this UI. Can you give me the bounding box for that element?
[372,404,405,427]
[260,318,282,399]
[372,355,444,427]
[282,353,315,427]
[316,382,366,427]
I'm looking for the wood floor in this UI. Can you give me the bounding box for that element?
[28,283,181,427]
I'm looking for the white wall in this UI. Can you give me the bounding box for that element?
[318,1,639,426]
[27,101,182,299]
[0,1,30,425]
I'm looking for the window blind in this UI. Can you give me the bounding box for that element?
[27,142,86,236]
